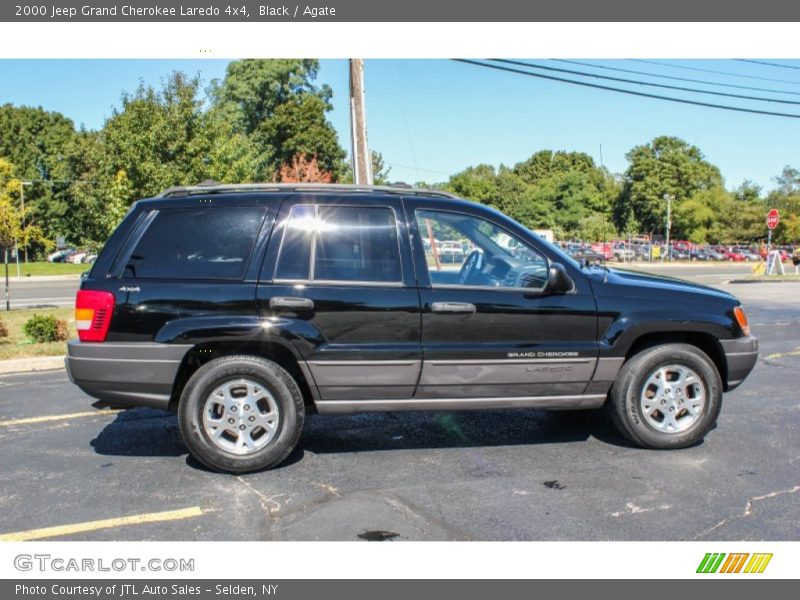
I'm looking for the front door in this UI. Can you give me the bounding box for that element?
[406,203,599,400]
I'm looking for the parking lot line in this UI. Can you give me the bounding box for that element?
[0,410,114,428]
[0,506,205,541]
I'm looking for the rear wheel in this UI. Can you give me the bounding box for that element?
[605,344,722,449]
[178,355,305,473]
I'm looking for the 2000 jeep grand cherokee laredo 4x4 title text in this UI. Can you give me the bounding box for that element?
[66,183,758,473]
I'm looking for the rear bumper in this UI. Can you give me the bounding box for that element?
[719,335,759,391]
[66,341,192,410]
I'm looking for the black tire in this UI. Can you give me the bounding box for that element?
[178,355,305,473]
[604,343,722,449]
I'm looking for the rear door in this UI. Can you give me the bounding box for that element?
[405,200,600,401]
[257,194,421,402]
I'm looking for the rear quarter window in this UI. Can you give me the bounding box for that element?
[122,206,267,280]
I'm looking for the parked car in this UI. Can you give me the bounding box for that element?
[436,240,465,264]
[67,183,758,473]
[612,244,635,262]
[722,248,746,262]
[591,242,613,261]
[671,240,694,254]
[690,248,712,261]
[706,248,727,261]
[733,247,760,262]
[668,248,689,260]
[565,244,604,264]
[48,248,76,263]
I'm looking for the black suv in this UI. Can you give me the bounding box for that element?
[67,184,758,473]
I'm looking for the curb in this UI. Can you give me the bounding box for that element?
[728,278,800,284]
[0,355,65,375]
[623,262,751,268]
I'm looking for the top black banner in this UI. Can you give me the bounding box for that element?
[2,0,799,22]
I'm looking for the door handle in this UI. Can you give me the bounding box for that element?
[431,301,476,314]
[270,296,314,311]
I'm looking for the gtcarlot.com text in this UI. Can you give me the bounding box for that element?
[14,554,194,573]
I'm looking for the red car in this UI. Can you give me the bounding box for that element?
[723,248,746,261]
[591,242,613,261]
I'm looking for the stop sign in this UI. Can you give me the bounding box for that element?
[767,208,780,230]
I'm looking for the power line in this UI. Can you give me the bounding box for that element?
[491,59,800,105]
[385,162,451,177]
[551,59,800,97]
[735,59,800,72]
[630,59,800,87]
[452,59,800,119]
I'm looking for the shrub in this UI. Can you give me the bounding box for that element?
[23,314,69,343]
[0,318,7,339]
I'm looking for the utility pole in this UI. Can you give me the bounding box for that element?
[20,181,32,263]
[349,59,373,185]
[4,248,9,311]
[664,193,672,262]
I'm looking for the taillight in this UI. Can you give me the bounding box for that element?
[733,305,750,337]
[75,290,115,342]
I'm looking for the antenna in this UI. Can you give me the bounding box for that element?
[600,143,608,275]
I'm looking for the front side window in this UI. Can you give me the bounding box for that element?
[274,204,402,283]
[123,206,266,280]
[416,210,548,290]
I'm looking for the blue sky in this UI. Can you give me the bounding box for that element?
[1,58,799,191]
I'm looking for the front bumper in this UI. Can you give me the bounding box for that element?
[719,335,759,391]
[66,341,192,410]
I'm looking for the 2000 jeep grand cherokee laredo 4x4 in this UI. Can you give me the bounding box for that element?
[66,183,758,473]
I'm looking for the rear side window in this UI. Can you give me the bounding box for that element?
[274,204,402,283]
[123,206,266,280]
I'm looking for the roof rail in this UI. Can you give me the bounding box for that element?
[156,182,460,200]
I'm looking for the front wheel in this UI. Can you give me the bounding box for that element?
[178,355,305,473]
[604,344,722,449]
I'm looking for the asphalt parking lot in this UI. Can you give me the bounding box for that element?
[0,265,798,541]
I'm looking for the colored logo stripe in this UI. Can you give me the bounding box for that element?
[744,553,773,574]
[697,553,726,573]
[719,553,749,573]
[696,552,772,574]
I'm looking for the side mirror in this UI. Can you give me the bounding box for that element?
[546,262,573,294]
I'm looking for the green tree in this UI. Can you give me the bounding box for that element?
[577,212,618,242]
[0,104,78,250]
[771,165,800,196]
[495,167,555,231]
[511,150,619,237]
[446,164,499,206]
[211,59,329,135]
[675,192,719,244]
[0,104,75,182]
[211,59,345,179]
[733,180,762,203]
[371,151,391,185]
[340,150,392,185]
[256,93,345,177]
[0,159,23,252]
[0,159,49,274]
[782,213,800,243]
[102,72,218,198]
[707,191,764,244]
[614,136,723,236]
